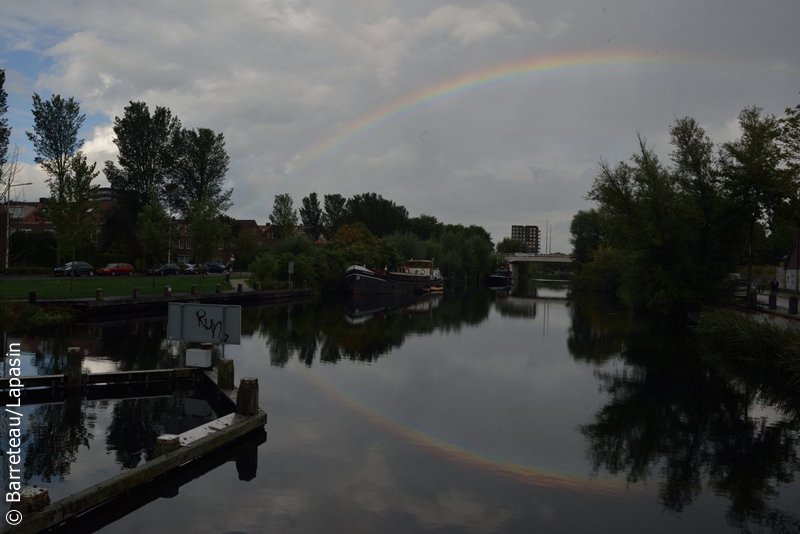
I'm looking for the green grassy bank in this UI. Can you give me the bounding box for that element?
[0,275,232,299]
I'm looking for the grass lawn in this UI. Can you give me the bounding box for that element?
[0,275,233,299]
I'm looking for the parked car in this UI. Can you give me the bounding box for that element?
[98,263,135,276]
[147,263,181,276]
[53,261,95,277]
[204,261,227,274]
[182,263,200,275]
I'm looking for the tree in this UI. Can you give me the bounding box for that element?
[44,152,99,291]
[137,197,173,287]
[26,93,86,196]
[0,70,9,177]
[569,210,606,264]
[186,197,227,285]
[300,192,323,240]
[408,214,442,240]
[167,127,232,217]
[269,194,299,240]
[719,107,787,298]
[104,101,181,209]
[323,194,347,236]
[344,192,409,236]
[496,237,528,254]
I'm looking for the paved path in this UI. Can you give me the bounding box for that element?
[230,278,252,291]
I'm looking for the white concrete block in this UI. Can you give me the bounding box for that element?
[186,348,212,368]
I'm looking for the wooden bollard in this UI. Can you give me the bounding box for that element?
[66,347,82,388]
[254,282,261,291]
[218,359,235,390]
[236,377,259,416]
[156,434,181,456]
[18,487,50,514]
[164,286,171,297]
[237,283,243,293]
[132,287,140,300]
[28,291,36,304]
[96,288,104,302]
[191,284,197,295]
[216,284,221,294]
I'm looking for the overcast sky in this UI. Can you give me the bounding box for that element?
[2,0,799,252]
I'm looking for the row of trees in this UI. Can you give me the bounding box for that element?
[269,191,491,244]
[570,99,800,314]
[1,76,234,287]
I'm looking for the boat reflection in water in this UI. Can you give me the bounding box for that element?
[345,293,443,325]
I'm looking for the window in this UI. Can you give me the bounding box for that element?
[178,238,185,249]
[251,228,257,235]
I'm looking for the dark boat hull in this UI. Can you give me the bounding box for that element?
[486,274,513,287]
[345,270,441,295]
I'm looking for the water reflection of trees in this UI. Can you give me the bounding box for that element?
[568,297,800,531]
[23,397,98,483]
[246,292,492,367]
[21,318,177,376]
[22,391,213,484]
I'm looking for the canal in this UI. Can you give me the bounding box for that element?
[4,285,800,533]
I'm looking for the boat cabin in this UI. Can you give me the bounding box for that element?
[401,260,434,276]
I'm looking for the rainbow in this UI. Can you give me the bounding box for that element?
[291,48,711,170]
[308,371,644,496]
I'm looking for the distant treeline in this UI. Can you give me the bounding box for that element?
[570,98,800,315]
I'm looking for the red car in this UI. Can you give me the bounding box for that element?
[98,263,135,276]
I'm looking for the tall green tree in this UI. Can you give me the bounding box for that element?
[569,209,607,264]
[269,193,299,240]
[104,101,181,209]
[137,197,173,287]
[408,214,442,240]
[26,93,86,196]
[167,127,232,217]
[0,70,9,176]
[344,192,409,237]
[300,192,323,240]
[719,107,787,296]
[45,153,99,291]
[187,197,227,286]
[323,193,347,236]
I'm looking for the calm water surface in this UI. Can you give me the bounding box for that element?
[4,286,800,533]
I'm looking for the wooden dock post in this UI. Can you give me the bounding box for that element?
[29,291,36,304]
[17,487,50,514]
[254,282,261,291]
[216,283,221,294]
[191,284,197,295]
[132,287,139,300]
[66,348,82,388]
[164,286,172,297]
[218,359,235,390]
[237,283,243,293]
[156,434,181,456]
[95,288,104,302]
[236,378,259,416]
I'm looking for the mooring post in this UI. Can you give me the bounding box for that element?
[156,434,181,456]
[216,283,221,294]
[237,283,243,293]
[132,287,140,300]
[66,347,83,388]
[236,447,258,481]
[254,281,261,291]
[191,284,197,295]
[95,288,104,302]
[218,359,235,390]
[164,286,172,297]
[29,290,36,304]
[769,293,777,310]
[17,487,50,514]
[236,377,259,416]
[790,296,798,315]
